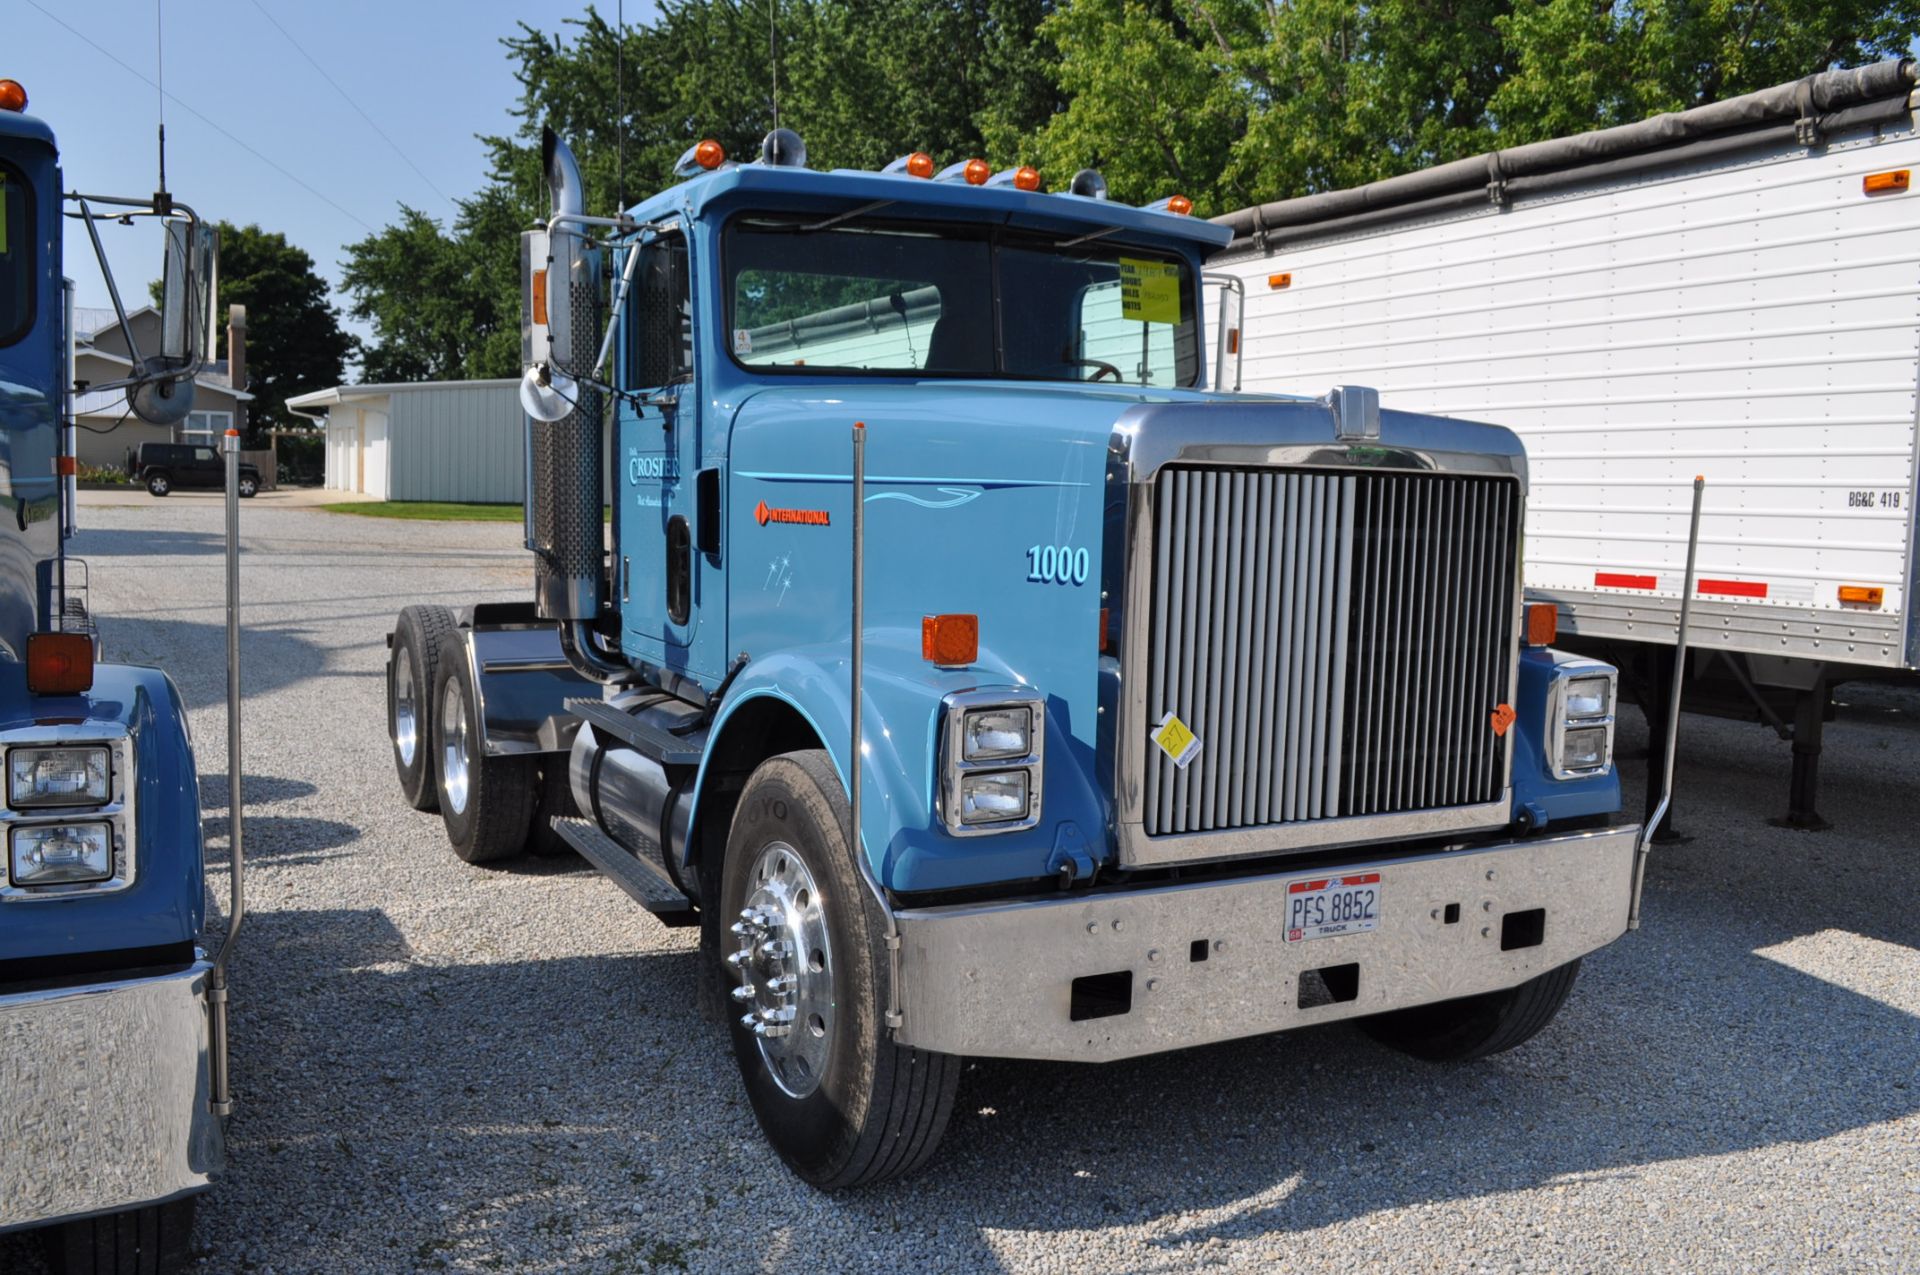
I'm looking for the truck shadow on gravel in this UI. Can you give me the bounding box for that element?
[93,616,343,704]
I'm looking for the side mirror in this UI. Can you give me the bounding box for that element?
[133,217,213,425]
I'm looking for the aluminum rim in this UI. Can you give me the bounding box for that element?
[393,659,419,767]
[151,476,167,494]
[439,677,471,815]
[728,841,834,1099]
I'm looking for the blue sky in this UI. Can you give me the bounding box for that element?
[19,0,632,350]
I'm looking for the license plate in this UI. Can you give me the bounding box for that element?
[1285,872,1382,942]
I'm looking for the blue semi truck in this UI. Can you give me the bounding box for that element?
[388,126,1652,1187]
[0,80,238,1270]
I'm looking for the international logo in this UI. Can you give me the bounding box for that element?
[755,500,830,527]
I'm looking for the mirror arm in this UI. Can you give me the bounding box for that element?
[591,240,646,382]
[73,197,145,369]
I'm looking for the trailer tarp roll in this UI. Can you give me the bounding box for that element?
[1214,59,1916,251]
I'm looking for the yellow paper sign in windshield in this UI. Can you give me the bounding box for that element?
[1119,257,1180,325]
[0,173,8,255]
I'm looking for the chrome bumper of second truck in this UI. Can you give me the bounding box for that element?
[894,825,1638,1062]
[0,961,224,1233]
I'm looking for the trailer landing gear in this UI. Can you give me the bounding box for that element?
[1770,677,1832,832]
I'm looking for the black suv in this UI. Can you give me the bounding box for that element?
[136,443,260,498]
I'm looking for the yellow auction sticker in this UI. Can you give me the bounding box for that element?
[1151,711,1201,769]
[1119,257,1181,325]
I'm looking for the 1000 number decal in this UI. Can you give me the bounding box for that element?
[1026,544,1091,585]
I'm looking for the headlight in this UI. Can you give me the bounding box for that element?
[1548,663,1617,779]
[940,690,1044,836]
[1563,676,1612,721]
[10,822,113,886]
[958,770,1030,825]
[8,745,111,808]
[962,707,1032,761]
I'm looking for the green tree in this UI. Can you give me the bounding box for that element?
[1015,0,1920,216]
[344,1,1063,379]
[153,221,356,438]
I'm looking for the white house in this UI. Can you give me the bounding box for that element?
[70,306,253,471]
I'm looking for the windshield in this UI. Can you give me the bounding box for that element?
[725,215,1200,387]
[0,162,31,347]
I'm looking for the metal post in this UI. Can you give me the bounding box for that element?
[207,426,246,1115]
[1630,476,1704,930]
[850,422,903,1031]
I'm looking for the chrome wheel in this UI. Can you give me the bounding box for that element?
[393,660,419,767]
[440,678,471,816]
[729,841,833,1098]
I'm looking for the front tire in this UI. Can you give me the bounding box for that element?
[1360,959,1582,1062]
[44,1196,195,1275]
[237,474,259,498]
[720,751,960,1188]
[431,630,537,863]
[146,472,170,497]
[389,606,457,811]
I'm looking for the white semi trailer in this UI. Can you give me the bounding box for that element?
[1210,58,1920,831]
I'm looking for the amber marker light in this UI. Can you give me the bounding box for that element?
[0,81,26,113]
[1838,585,1885,606]
[1013,166,1041,192]
[27,633,93,696]
[906,152,935,178]
[963,158,991,186]
[1523,601,1558,647]
[694,138,727,170]
[1863,169,1909,195]
[1165,194,1193,216]
[1268,272,1293,290]
[922,614,979,666]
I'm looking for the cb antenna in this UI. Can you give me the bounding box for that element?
[615,0,625,214]
[768,0,779,131]
[155,0,170,205]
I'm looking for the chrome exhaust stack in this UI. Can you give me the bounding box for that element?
[524,127,607,627]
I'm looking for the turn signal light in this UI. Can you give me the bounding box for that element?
[922,614,979,666]
[1523,601,1558,647]
[694,139,727,170]
[27,632,93,695]
[0,81,26,113]
[964,158,991,186]
[1838,585,1884,606]
[1013,166,1041,192]
[906,151,934,179]
[1863,169,1909,195]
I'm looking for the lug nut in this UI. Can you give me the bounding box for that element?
[769,974,797,994]
[731,984,757,1002]
[725,949,752,969]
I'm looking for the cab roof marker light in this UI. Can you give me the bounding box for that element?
[987,166,1042,192]
[1143,194,1193,216]
[1068,169,1109,200]
[673,138,729,178]
[0,80,25,113]
[882,152,936,179]
[936,159,992,185]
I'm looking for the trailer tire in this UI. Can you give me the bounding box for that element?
[389,605,458,811]
[1360,958,1582,1062]
[720,750,960,1188]
[44,1195,195,1275]
[432,630,537,864]
[526,760,579,858]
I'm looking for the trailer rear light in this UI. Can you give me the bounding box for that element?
[922,614,978,666]
[1863,169,1909,195]
[26,633,93,696]
[1523,601,1558,647]
[1268,273,1292,290]
[0,81,25,113]
[1838,585,1884,606]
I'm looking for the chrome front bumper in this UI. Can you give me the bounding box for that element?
[0,961,224,1233]
[894,825,1638,1062]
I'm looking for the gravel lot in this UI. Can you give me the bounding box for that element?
[6,498,1917,1274]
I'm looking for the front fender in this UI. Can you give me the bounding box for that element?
[689,629,1109,895]
[0,662,205,966]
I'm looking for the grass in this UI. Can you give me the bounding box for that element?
[320,501,525,522]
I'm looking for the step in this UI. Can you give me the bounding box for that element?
[550,816,699,927]
[567,698,706,767]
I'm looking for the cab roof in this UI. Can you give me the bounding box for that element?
[628,162,1233,255]
[0,107,57,151]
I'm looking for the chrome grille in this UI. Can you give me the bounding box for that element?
[1142,466,1519,838]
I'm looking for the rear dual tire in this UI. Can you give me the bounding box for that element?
[389,605,458,811]
[44,1196,195,1275]
[719,751,959,1188]
[431,629,537,864]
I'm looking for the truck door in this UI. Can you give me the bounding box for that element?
[617,224,703,663]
